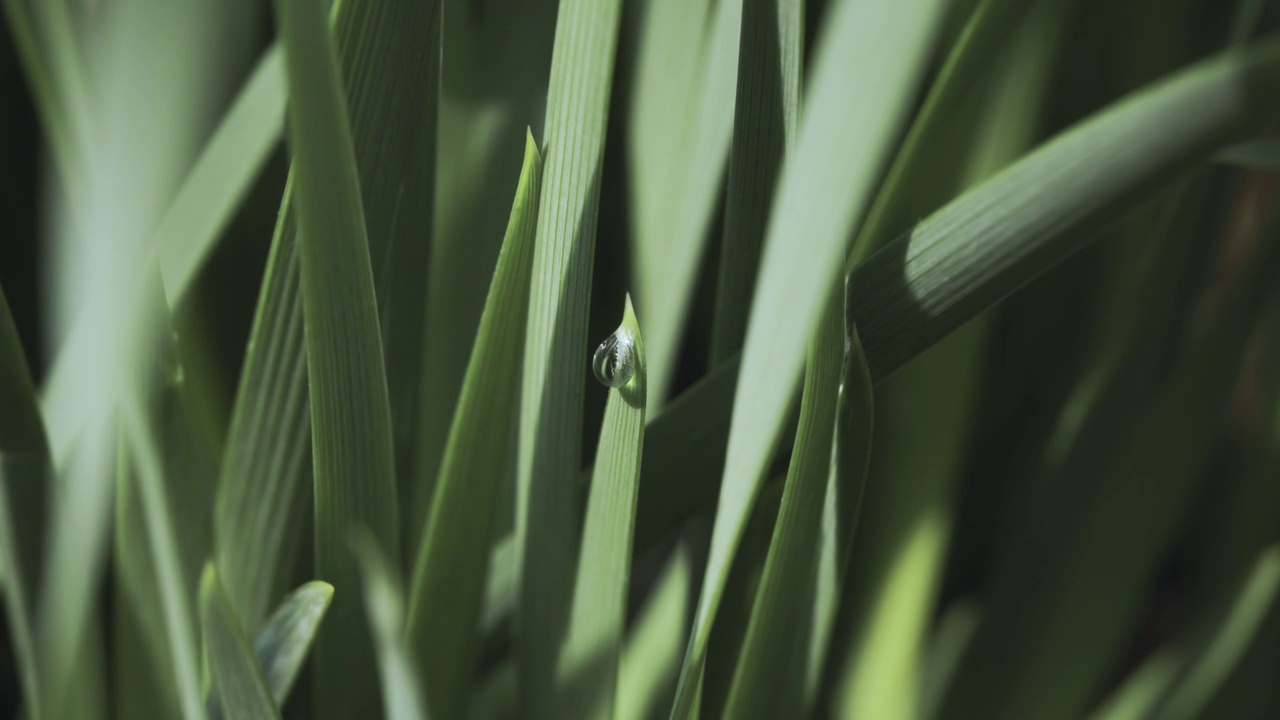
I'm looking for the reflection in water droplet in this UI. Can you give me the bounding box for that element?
[592,329,635,388]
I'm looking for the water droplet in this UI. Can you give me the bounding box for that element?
[592,329,635,388]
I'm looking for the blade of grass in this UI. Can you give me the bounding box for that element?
[156,44,286,304]
[0,286,48,718]
[631,0,740,403]
[847,36,1280,380]
[113,285,218,720]
[405,130,543,720]
[671,1,949,714]
[709,0,802,364]
[216,0,442,637]
[1217,139,1280,173]
[831,4,1059,716]
[514,0,623,716]
[120,389,206,720]
[556,296,646,719]
[938,217,1280,720]
[1090,547,1280,720]
[201,565,283,720]
[845,0,1032,270]
[618,542,694,720]
[208,580,334,718]
[355,534,429,720]
[38,0,215,713]
[1156,547,1280,720]
[0,0,75,184]
[273,0,400,715]
[251,580,334,704]
[722,290,871,720]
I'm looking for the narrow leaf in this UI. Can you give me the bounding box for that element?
[557,296,647,719]
[939,218,1280,720]
[156,45,286,303]
[710,0,802,364]
[631,0,741,402]
[672,1,950,714]
[406,130,543,720]
[1091,548,1280,720]
[215,0,442,639]
[201,565,282,720]
[355,534,429,720]
[722,291,869,720]
[514,0,624,716]
[848,37,1280,380]
[0,286,48,717]
[618,543,693,720]
[273,0,398,716]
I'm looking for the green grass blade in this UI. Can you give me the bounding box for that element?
[215,0,441,636]
[0,0,76,184]
[556,296,647,719]
[119,392,205,720]
[213,184,310,633]
[1091,548,1280,720]
[405,130,543,720]
[709,0,802,364]
[631,0,740,403]
[114,286,218,720]
[1155,547,1280,720]
[38,1,214,712]
[846,0,1032,266]
[208,580,334,718]
[514,0,623,715]
[201,565,283,720]
[156,45,286,304]
[0,286,49,718]
[618,543,694,720]
[722,291,869,720]
[832,6,1058,716]
[1217,139,1280,173]
[355,534,429,720]
[252,580,334,704]
[273,0,399,715]
[671,1,949,714]
[938,218,1280,720]
[832,322,989,720]
[803,323,876,705]
[847,37,1280,381]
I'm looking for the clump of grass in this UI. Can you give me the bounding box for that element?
[2,0,1280,718]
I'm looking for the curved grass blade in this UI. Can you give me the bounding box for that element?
[208,580,334,719]
[631,0,740,403]
[670,1,950,714]
[514,0,623,716]
[156,44,286,304]
[38,1,216,712]
[709,0,802,364]
[119,391,205,720]
[722,292,871,720]
[215,0,442,637]
[845,0,1032,268]
[848,36,1280,381]
[43,38,283,461]
[618,542,694,720]
[1217,139,1280,173]
[355,533,428,720]
[405,130,543,720]
[556,296,646,719]
[938,217,1280,720]
[1090,547,1280,720]
[0,287,49,718]
[201,565,282,720]
[273,0,398,714]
